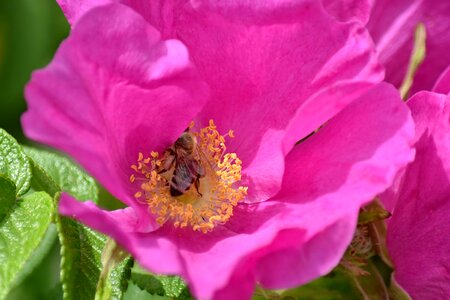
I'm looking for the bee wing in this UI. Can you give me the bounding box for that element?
[194,147,214,175]
[178,156,205,178]
[190,157,205,177]
[172,156,197,192]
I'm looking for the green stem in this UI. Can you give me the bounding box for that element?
[399,23,427,99]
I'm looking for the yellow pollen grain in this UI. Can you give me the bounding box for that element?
[129,120,247,233]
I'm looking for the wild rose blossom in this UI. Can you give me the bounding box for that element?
[23,1,414,299]
[380,67,450,298]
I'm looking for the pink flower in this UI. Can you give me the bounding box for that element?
[367,0,450,94]
[321,0,373,24]
[23,2,414,299]
[380,67,450,298]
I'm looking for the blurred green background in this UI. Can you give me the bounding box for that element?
[0,1,68,298]
[0,0,68,142]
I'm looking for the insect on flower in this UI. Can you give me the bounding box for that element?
[157,129,206,197]
[130,120,246,233]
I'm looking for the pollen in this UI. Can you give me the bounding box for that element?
[130,120,247,233]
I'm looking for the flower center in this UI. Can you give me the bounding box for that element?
[130,120,247,233]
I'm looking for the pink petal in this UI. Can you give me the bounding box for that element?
[57,0,187,39]
[220,203,363,299]
[175,0,383,202]
[382,67,450,213]
[382,91,450,298]
[121,0,187,39]
[59,82,414,299]
[279,83,415,208]
[433,65,450,95]
[321,0,374,24]
[283,80,377,154]
[367,0,450,93]
[56,0,114,25]
[22,4,208,218]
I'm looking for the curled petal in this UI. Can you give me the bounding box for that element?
[57,0,187,39]
[59,194,182,271]
[433,65,450,95]
[56,0,114,25]
[321,0,374,24]
[382,91,450,298]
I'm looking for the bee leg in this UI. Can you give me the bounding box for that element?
[194,177,203,197]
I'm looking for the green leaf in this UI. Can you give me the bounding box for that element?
[10,224,58,289]
[131,264,192,299]
[25,146,131,300]
[24,147,98,201]
[5,235,62,300]
[27,157,60,198]
[57,215,132,300]
[124,282,170,300]
[0,175,16,220]
[0,129,31,196]
[158,276,188,298]
[0,191,53,300]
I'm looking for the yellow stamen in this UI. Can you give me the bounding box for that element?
[130,120,247,233]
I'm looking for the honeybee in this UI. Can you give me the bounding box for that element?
[158,131,206,197]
